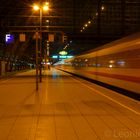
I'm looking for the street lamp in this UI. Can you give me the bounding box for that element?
[33,3,49,11]
[33,2,49,82]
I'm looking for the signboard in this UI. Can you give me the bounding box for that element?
[5,34,14,44]
[19,34,26,42]
[48,34,54,42]
[59,51,68,55]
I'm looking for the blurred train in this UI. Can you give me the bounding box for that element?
[56,32,140,95]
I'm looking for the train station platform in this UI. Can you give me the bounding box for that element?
[0,68,140,140]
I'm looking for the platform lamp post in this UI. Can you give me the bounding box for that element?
[33,2,49,82]
[35,29,39,90]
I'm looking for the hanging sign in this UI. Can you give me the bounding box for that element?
[48,34,54,42]
[19,34,26,42]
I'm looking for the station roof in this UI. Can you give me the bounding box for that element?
[0,0,140,62]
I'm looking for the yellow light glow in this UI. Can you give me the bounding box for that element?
[43,5,49,11]
[88,21,91,24]
[59,51,68,55]
[45,2,49,5]
[101,6,105,11]
[33,5,40,11]
[109,64,113,68]
[109,60,115,63]
[83,27,85,29]
[85,24,88,27]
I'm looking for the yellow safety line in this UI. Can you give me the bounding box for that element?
[71,77,140,115]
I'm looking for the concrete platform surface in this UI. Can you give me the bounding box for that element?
[0,69,140,140]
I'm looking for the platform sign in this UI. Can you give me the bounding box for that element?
[59,51,68,55]
[19,33,26,42]
[48,34,54,42]
[5,34,14,44]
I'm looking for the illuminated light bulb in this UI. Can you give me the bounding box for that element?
[33,5,39,11]
[43,5,49,11]
[45,2,49,5]
[88,21,91,24]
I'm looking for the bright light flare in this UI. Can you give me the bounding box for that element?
[109,64,113,68]
[43,5,49,11]
[33,5,39,11]
[45,2,49,5]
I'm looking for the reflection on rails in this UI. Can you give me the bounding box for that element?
[55,32,140,100]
